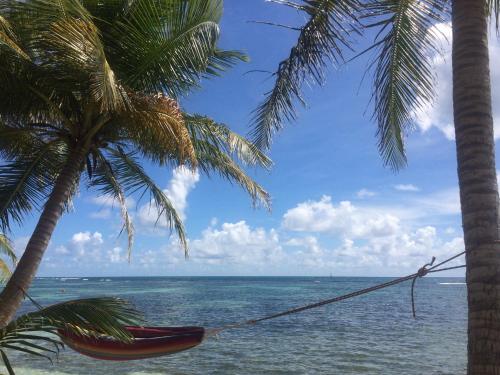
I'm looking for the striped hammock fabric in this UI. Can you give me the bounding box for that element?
[59,326,205,361]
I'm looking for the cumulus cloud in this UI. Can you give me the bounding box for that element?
[107,247,125,263]
[282,195,401,238]
[44,231,129,273]
[43,190,465,276]
[133,221,284,274]
[56,231,104,258]
[188,221,283,266]
[414,22,500,139]
[138,166,200,228]
[394,184,420,192]
[277,195,464,274]
[138,218,464,275]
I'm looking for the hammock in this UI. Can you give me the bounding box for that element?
[59,326,205,361]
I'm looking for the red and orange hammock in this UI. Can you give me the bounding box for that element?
[60,326,205,361]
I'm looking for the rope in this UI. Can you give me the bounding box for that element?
[207,251,466,336]
[411,257,435,318]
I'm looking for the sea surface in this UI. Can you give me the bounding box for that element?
[4,277,467,374]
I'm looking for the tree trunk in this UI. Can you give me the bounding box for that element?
[452,1,500,374]
[0,148,86,327]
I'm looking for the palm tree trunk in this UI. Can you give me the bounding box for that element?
[452,1,500,373]
[0,148,86,327]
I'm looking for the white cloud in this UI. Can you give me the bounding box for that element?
[282,195,401,238]
[41,188,465,276]
[188,221,283,266]
[394,184,420,192]
[136,221,284,273]
[66,231,103,257]
[356,188,377,198]
[144,218,465,276]
[414,22,500,139]
[107,247,125,263]
[138,166,200,228]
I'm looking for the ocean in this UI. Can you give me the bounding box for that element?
[5,277,467,374]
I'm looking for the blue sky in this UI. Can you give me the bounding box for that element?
[10,2,500,277]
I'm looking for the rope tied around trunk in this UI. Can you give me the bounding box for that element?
[206,251,466,337]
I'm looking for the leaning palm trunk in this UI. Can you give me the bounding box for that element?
[452,0,500,373]
[0,148,86,327]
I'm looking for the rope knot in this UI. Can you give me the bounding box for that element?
[411,256,436,318]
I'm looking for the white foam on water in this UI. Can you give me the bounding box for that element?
[439,282,466,285]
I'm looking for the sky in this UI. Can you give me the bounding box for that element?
[9,1,500,277]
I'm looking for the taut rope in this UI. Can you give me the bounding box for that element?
[207,251,466,336]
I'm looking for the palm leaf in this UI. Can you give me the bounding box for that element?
[16,297,141,341]
[250,0,361,150]
[11,0,126,112]
[0,14,29,59]
[189,140,271,210]
[103,147,188,255]
[0,234,16,282]
[89,150,134,260]
[107,0,243,96]
[0,297,142,374]
[118,92,197,166]
[43,16,127,112]
[0,349,14,375]
[362,0,447,169]
[0,142,66,231]
[185,113,273,169]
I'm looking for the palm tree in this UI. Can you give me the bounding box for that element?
[1,297,142,375]
[0,0,271,327]
[0,235,16,282]
[250,0,499,373]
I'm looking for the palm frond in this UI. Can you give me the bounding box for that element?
[89,150,134,260]
[205,49,248,77]
[0,141,67,232]
[44,16,126,112]
[16,297,142,341]
[118,92,196,166]
[9,0,126,112]
[107,0,240,96]
[103,147,188,256]
[250,0,361,150]
[0,14,29,59]
[185,113,273,169]
[0,234,16,282]
[0,297,142,374]
[189,141,271,210]
[363,0,447,170]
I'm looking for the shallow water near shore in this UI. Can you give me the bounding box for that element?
[4,276,466,374]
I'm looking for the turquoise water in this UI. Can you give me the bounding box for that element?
[5,277,466,374]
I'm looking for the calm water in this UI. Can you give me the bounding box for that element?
[4,277,466,374]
